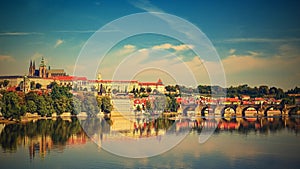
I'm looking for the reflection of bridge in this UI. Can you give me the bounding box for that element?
[176,116,300,133]
[180,103,300,117]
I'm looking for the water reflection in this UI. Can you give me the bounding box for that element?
[0,117,86,159]
[0,115,299,158]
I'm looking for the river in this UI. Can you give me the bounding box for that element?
[0,115,299,169]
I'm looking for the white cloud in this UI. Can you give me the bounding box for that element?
[221,50,300,89]
[123,44,136,50]
[152,43,193,51]
[53,30,96,33]
[114,44,136,56]
[247,51,260,57]
[0,55,15,62]
[54,39,64,48]
[130,0,164,13]
[0,32,42,36]
[275,44,300,59]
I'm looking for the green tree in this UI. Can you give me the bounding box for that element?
[3,80,9,88]
[145,100,152,112]
[26,100,37,113]
[101,96,112,113]
[36,95,47,116]
[259,85,269,96]
[275,88,285,99]
[146,87,152,93]
[153,95,167,112]
[25,91,38,102]
[1,92,21,120]
[70,97,81,115]
[167,96,179,112]
[53,96,69,115]
[79,93,99,116]
[269,87,277,95]
[47,82,58,89]
[96,95,102,108]
[136,104,141,112]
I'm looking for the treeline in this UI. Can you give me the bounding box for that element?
[164,84,300,98]
[0,82,112,120]
[197,84,299,99]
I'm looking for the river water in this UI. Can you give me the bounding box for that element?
[0,116,299,169]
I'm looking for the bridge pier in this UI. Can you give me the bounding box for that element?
[214,105,222,116]
[257,108,264,116]
[236,106,242,117]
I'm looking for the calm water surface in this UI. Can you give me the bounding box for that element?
[0,116,300,169]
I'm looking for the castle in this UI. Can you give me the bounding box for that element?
[28,57,66,78]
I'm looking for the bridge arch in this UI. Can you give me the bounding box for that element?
[201,106,215,117]
[221,105,236,117]
[181,103,198,116]
[288,106,299,115]
[264,106,282,116]
[242,106,259,117]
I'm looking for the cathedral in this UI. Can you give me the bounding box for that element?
[28,57,66,78]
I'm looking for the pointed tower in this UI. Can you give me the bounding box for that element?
[39,57,47,78]
[33,61,36,73]
[28,60,33,76]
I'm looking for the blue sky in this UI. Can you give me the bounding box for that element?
[0,0,299,89]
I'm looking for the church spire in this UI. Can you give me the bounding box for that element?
[29,60,33,76]
[40,57,46,67]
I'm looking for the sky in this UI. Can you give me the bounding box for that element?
[0,0,299,90]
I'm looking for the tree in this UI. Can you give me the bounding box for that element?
[259,85,269,96]
[269,87,277,95]
[47,82,58,89]
[275,88,285,99]
[79,93,100,116]
[286,87,300,94]
[53,96,68,115]
[36,95,47,116]
[26,100,37,113]
[101,96,112,113]
[3,80,9,88]
[96,96,102,108]
[70,97,81,115]
[167,96,179,112]
[197,85,211,94]
[25,91,38,101]
[1,92,21,120]
[43,94,54,116]
[153,95,167,112]
[136,104,141,112]
[145,100,152,112]
[146,87,152,93]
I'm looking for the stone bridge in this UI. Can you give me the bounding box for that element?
[179,103,300,117]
